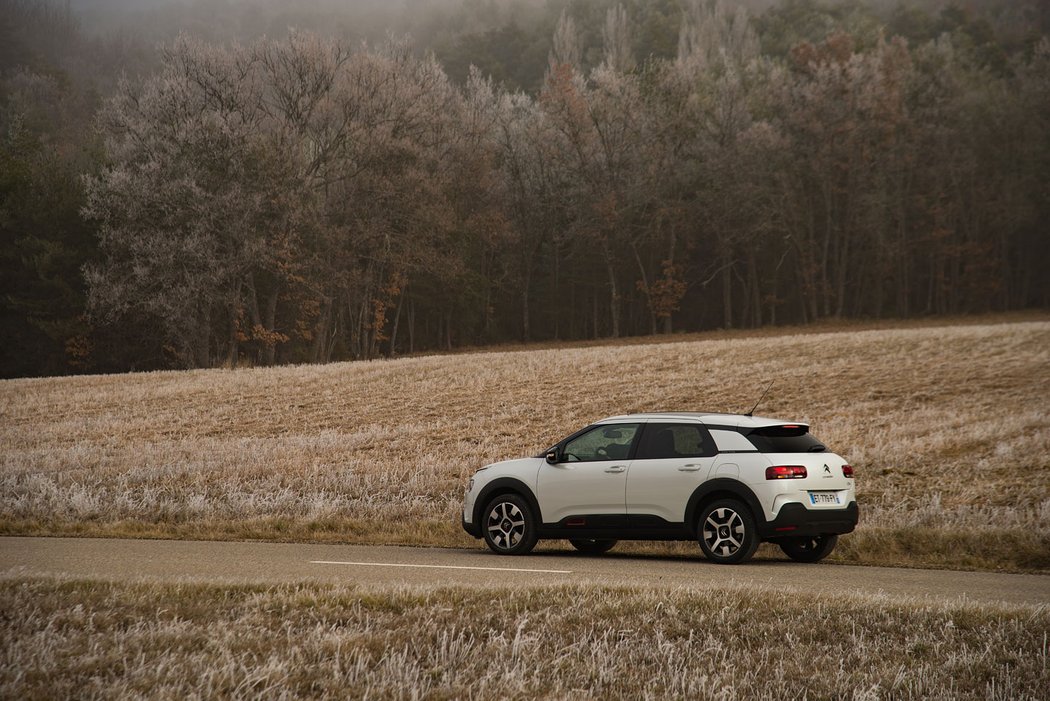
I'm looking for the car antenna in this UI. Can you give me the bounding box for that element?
[744,380,774,417]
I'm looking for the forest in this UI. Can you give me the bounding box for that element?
[1,0,1048,376]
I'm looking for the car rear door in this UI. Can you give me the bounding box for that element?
[626,422,718,526]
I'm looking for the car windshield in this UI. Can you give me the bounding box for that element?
[744,425,826,453]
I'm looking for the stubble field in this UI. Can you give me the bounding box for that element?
[2,575,1047,700]
[2,315,1049,571]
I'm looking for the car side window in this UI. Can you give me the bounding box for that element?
[563,424,639,462]
[636,423,717,459]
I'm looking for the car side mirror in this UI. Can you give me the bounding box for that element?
[545,450,559,464]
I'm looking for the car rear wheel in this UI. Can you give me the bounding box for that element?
[482,494,538,555]
[697,499,759,564]
[778,534,838,563]
[569,538,617,555]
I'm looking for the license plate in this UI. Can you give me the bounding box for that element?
[809,491,841,505]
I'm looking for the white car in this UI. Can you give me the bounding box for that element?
[462,412,858,564]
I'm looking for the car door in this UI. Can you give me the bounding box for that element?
[626,422,718,526]
[536,423,640,525]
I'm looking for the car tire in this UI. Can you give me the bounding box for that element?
[569,538,617,555]
[697,498,759,564]
[482,494,538,555]
[778,534,838,563]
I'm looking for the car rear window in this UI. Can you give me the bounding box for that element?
[744,425,826,453]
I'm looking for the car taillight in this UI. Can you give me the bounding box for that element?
[766,465,807,480]
[842,464,854,478]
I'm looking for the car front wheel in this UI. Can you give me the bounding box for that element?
[482,494,538,555]
[569,539,617,555]
[778,534,838,563]
[697,499,759,564]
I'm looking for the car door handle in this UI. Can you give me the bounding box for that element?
[604,465,627,473]
[677,464,702,471]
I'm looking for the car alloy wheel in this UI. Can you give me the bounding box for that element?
[482,494,537,555]
[698,498,759,564]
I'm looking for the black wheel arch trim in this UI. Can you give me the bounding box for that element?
[472,477,543,535]
[684,478,765,537]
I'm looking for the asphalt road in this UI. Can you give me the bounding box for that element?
[2,536,1047,606]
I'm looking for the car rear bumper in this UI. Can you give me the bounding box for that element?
[760,501,858,539]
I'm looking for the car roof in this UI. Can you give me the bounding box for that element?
[596,412,807,429]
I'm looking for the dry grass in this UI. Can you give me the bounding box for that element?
[2,315,1049,571]
[2,575,1047,700]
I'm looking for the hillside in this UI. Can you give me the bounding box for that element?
[2,316,1048,571]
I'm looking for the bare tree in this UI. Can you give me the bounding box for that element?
[85,33,468,366]
[678,0,758,74]
[77,16,1050,370]
[550,10,580,71]
[602,4,634,74]
[84,36,268,367]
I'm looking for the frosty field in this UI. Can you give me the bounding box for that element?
[2,575,1047,700]
[2,316,1048,571]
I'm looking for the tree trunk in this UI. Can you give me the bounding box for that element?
[388,288,405,357]
[820,181,834,318]
[602,237,619,338]
[358,298,370,359]
[748,250,761,328]
[662,229,677,334]
[553,249,560,340]
[632,244,657,335]
[520,231,535,342]
[310,298,330,363]
[195,303,211,368]
[521,275,531,342]
[408,298,415,354]
[262,290,279,366]
[722,253,733,329]
[225,302,239,368]
[592,290,599,339]
[834,224,850,319]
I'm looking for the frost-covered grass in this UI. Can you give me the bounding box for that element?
[2,575,1047,700]
[1,316,1048,570]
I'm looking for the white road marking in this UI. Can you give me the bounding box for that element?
[310,560,572,574]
